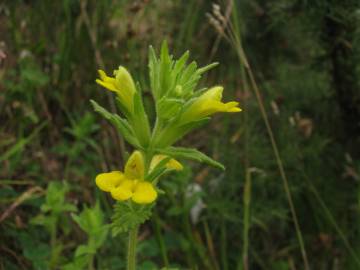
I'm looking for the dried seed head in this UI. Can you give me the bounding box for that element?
[212,3,226,25]
[206,12,224,36]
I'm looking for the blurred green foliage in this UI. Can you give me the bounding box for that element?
[1,0,360,269]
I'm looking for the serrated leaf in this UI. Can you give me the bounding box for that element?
[111,202,153,236]
[71,203,105,235]
[157,146,225,170]
[173,51,189,75]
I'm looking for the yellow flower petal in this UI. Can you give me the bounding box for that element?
[224,101,242,112]
[200,86,223,101]
[95,171,124,192]
[98,69,107,80]
[150,155,183,171]
[110,179,135,201]
[167,158,183,171]
[132,181,157,204]
[95,79,118,92]
[125,151,145,180]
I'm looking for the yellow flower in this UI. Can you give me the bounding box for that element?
[95,151,157,204]
[96,66,136,113]
[180,86,241,123]
[150,155,183,172]
[111,179,157,204]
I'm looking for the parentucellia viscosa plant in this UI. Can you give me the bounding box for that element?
[90,42,241,270]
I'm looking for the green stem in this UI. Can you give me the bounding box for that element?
[127,226,139,270]
[49,216,58,270]
[88,254,95,270]
[153,211,169,268]
[242,169,251,270]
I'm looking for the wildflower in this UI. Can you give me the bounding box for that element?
[95,151,182,204]
[96,66,136,113]
[150,154,183,172]
[180,86,241,123]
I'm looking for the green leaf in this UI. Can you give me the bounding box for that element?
[197,62,218,74]
[148,45,160,100]
[62,255,90,270]
[157,146,225,170]
[157,98,184,120]
[148,42,216,102]
[154,117,210,148]
[42,182,76,214]
[111,202,153,236]
[131,93,151,147]
[90,100,141,148]
[71,203,105,235]
[74,245,97,257]
[173,51,190,75]
[159,41,173,97]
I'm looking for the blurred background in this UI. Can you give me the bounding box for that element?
[1,0,360,269]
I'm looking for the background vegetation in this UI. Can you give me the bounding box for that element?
[1,0,360,269]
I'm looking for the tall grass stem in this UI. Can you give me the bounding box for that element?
[226,1,310,268]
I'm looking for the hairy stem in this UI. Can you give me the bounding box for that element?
[127,226,139,270]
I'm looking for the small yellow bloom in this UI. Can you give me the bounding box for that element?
[95,151,157,204]
[96,66,136,113]
[180,86,241,123]
[150,155,183,172]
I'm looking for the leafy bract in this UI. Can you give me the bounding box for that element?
[157,146,225,170]
[111,201,153,236]
[90,100,141,148]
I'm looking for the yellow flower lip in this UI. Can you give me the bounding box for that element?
[131,181,158,204]
[95,151,158,204]
[95,171,124,192]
